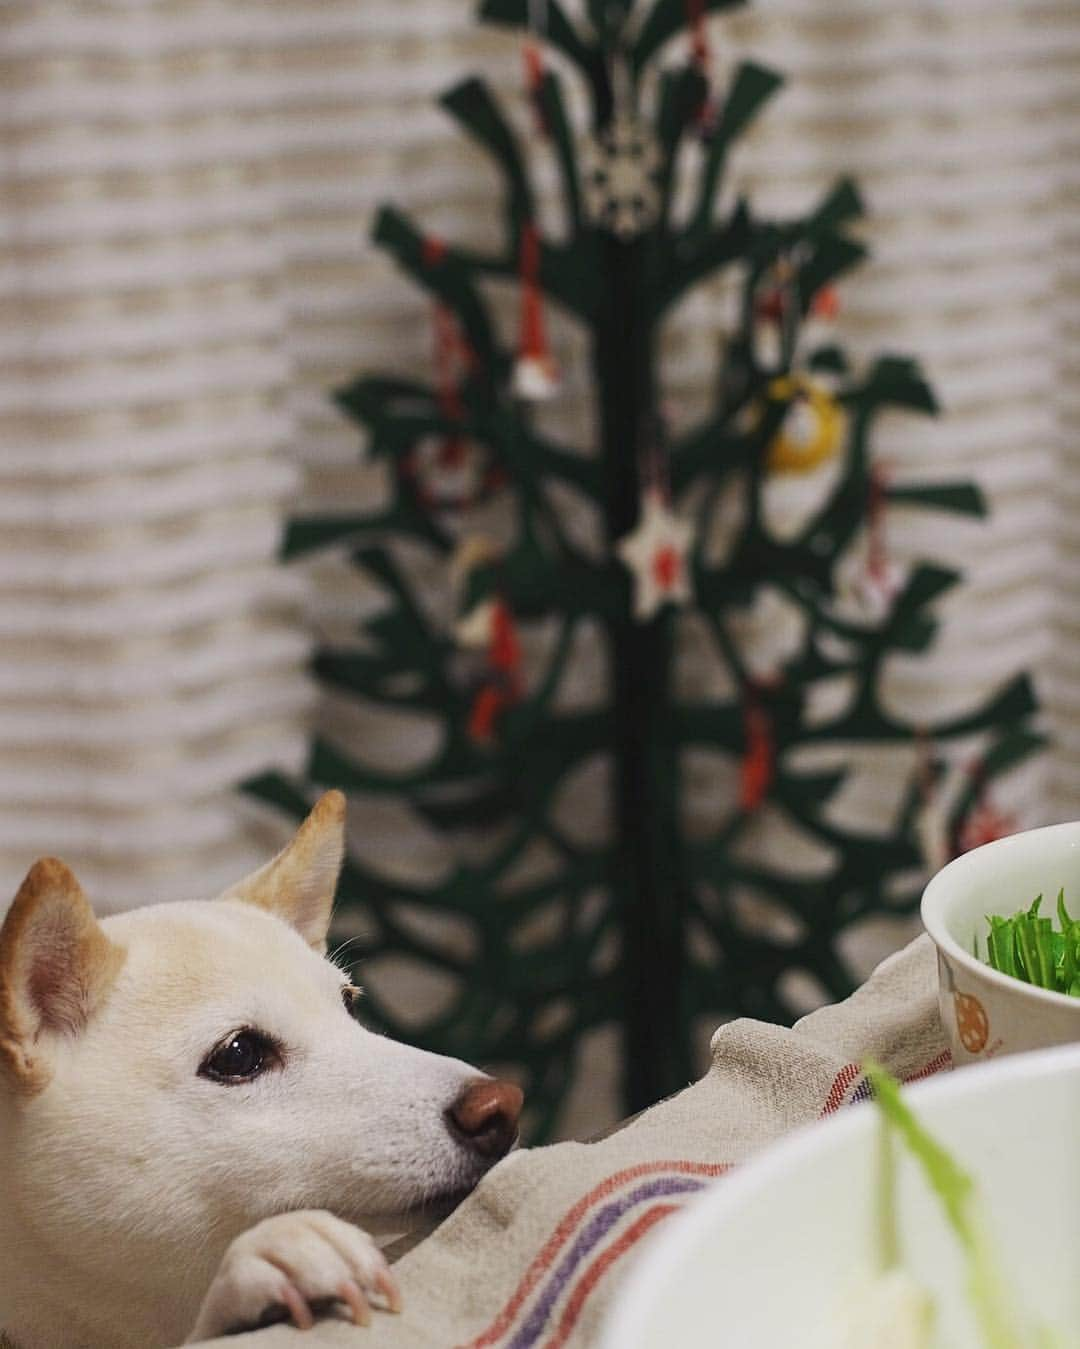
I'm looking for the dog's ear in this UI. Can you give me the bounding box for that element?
[0,858,124,1093]
[221,791,346,951]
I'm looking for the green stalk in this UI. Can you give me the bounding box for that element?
[865,1061,1028,1349]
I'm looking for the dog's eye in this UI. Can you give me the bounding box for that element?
[199,1029,279,1084]
[341,984,361,1017]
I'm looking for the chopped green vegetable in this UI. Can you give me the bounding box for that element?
[981,891,1080,997]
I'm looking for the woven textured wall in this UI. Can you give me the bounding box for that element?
[0,0,1075,971]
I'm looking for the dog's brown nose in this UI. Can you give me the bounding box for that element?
[448,1078,524,1158]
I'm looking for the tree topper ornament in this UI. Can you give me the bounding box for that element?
[582,57,661,239]
[617,486,695,621]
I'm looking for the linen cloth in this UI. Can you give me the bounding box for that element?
[198,934,947,1349]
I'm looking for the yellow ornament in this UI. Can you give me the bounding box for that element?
[765,376,844,474]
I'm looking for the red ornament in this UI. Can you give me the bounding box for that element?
[686,0,708,69]
[490,598,522,678]
[739,690,774,813]
[811,285,840,320]
[406,434,486,511]
[512,223,560,400]
[954,756,1016,855]
[684,0,715,131]
[754,287,787,325]
[409,266,495,509]
[523,38,546,135]
[432,303,467,423]
[467,686,504,744]
[422,234,448,269]
[956,797,1014,855]
[651,544,682,592]
[866,463,892,586]
[437,436,468,469]
[467,599,523,745]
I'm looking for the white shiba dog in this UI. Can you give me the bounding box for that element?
[0,791,523,1349]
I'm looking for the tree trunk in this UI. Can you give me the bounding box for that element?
[596,234,690,1111]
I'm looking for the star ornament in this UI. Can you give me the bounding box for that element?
[581,112,662,239]
[616,488,695,622]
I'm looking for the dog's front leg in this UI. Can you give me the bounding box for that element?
[185,1211,402,1342]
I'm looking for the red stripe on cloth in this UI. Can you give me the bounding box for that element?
[821,1048,953,1117]
[904,1049,952,1083]
[820,1061,861,1116]
[539,1204,679,1349]
[457,1161,729,1349]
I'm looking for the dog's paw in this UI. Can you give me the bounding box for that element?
[185,1210,401,1342]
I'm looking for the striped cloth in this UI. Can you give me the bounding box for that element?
[199,933,945,1349]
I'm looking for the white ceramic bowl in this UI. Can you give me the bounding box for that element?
[921,823,1080,1064]
[600,1045,1080,1349]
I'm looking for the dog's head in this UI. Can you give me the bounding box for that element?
[0,793,521,1304]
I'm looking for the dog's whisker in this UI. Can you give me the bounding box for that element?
[328,934,366,969]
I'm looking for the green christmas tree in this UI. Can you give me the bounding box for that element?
[249,0,1043,1137]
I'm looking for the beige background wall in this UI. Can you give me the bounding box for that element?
[1,0,1075,972]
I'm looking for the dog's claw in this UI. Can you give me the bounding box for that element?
[377,1267,403,1315]
[340,1280,371,1327]
[280,1282,315,1331]
[186,1210,401,1341]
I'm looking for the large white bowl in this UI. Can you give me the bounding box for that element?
[921,823,1080,1064]
[600,1045,1080,1349]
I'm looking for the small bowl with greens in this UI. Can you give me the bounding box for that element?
[921,822,1080,1065]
